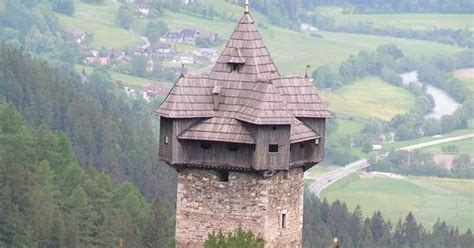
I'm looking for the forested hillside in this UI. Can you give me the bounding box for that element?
[0,0,79,65]
[0,104,173,247]
[0,44,176,205]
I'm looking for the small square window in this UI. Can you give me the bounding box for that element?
[269,144,279,153]
[300,143,305,149]
[217,171,229,182]
[164,136,169,145]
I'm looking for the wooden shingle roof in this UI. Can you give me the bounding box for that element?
[236,80,294,125]
[155,11,330,144]
[273,76,332,118]
[178,117,255,144]
[154,76,215,118]
[209,14,279,82]
[290,118,320,144]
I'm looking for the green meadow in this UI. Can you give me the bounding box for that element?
[306,165,342,179]
[77,65,173,88]
[453,68,474,93]
[335,119,365,136]
[421,138,474,155]
[382,119,474,151]
[321,173,474,231]
[158,11,461,75]
[316,7,474,30]
[319,77,416,121]
[460,79,474,93]
[58,0,143,49]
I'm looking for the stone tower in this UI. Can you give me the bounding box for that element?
[154,1,330,247]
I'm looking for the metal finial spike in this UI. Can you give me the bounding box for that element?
[180,64,186,78]
[244,0,249,14]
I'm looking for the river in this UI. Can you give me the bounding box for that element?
[399,71,461,119]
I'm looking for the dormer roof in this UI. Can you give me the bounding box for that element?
[210,14,279,82]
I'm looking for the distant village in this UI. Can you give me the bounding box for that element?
[65,1,220,103]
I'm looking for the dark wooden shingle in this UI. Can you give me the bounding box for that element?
[156,13,330,144]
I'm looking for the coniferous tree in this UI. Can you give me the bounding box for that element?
[204,227,265,248]
[143,198,173,248]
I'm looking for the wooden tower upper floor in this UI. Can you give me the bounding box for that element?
[154,11,331,174]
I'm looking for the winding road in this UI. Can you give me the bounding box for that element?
[308,133,474,198]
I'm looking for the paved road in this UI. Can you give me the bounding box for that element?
[308,133,474,198]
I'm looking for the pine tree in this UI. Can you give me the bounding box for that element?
[350,206,363,243]
[204,227,265,248]
[357,218,374,248]
[402,212,424,247]
[143,198,173,248]
[27,161,57,247]
[370,211,390,245]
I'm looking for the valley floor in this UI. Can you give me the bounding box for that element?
[321,173,474,231]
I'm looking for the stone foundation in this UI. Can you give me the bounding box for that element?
[175,167,304,248]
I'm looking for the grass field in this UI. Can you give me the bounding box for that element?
[382,119,474,151]
[77,65,173,88]
[306,165,341,179]
[321,173,474,231]
[158,11,461,75]
[320,77,416,121]
[421,138,474,155]
[58,0,143,49]
[316,7,474,30]
[453,68,474,92]
[335,119,365,136]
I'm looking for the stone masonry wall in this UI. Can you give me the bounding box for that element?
[175,168,304,248]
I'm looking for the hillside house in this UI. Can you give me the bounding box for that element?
[137,4,151,17]
[161,28,200,44]
[124,86,138,98]
[161,32,181,43]
[182,0,196,5]
[67,29,88,44]
[143,83,169,101]
[200,31,218,43]
[180,28,200,44]
[200,48,218,62]
[156,43,172,57]
[172,54,196,64]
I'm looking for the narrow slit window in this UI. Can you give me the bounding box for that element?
[164,136,169,145]
[281,213,286,229]
[269,144,279,153]
[217,171,229,182]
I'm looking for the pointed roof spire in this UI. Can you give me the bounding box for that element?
[244,0,249,14]
[210,8,280,82]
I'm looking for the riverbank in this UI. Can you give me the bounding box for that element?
[400,71,461,119]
